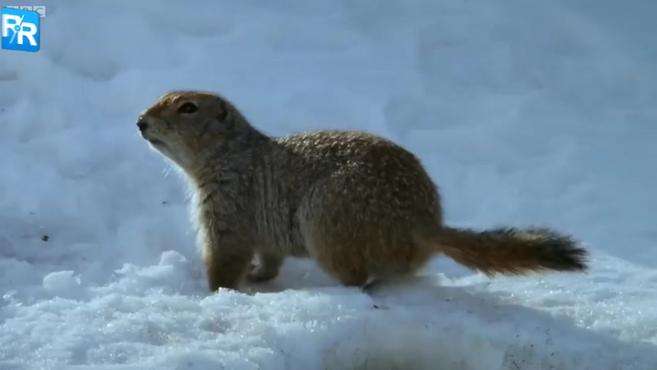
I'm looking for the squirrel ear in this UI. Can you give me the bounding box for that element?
[216,99,229,122]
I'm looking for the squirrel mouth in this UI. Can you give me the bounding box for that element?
[148,138,165,145]
[147,138,168,148]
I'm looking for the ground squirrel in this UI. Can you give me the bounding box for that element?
[137,91,587,291]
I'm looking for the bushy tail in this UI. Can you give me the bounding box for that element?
[433,227,587,275]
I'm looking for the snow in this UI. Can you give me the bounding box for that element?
[1,0,656,369]
[42,270,81,298]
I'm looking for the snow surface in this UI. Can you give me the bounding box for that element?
[1,0,656,369]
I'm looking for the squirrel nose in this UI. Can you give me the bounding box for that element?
[137,118,148,131]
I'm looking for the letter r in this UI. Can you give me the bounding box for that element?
[2,14,21,38]
[18,21,37,45]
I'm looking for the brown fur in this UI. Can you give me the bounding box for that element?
[138,91,587,291]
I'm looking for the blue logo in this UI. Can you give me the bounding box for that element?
[1,7,40,52]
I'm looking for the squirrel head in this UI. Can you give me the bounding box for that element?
[137,91,256,170]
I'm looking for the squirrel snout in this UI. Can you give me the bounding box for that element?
[137,118,148,131]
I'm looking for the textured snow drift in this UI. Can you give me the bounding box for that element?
[1,0,656,369]
[2,253,657,369]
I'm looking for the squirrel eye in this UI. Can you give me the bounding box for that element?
[177,102,198,114]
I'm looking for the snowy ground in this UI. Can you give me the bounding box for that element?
[1,1,656,369]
